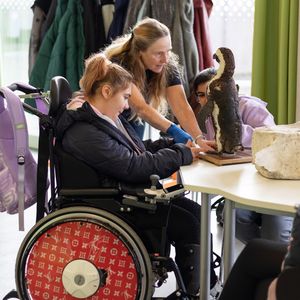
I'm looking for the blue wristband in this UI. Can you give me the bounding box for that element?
[166,123,193,143]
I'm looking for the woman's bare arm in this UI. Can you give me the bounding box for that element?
[128,83,172,132]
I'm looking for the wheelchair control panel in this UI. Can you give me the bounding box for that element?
[144,183,185,201]
[144,174,185,201]
[122,174,185,211]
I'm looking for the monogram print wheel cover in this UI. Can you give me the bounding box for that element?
[24,220,140,299]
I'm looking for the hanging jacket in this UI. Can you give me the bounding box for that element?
[28,4,48,75]
[107,0,130,42]
[81,0,106,58]
[56,102,192,185]
[193,0,214,70]
[29,0,85,92]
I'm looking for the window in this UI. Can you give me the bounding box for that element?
[0,0,32,85]
[209,0,255,94]
[0,1,38,148]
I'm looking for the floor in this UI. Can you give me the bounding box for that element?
[0,196,244,299]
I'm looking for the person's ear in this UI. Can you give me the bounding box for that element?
[101,84,112,99]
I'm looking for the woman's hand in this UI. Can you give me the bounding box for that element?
[195,138,216,152]
[67,91,85,110]
[185,140,202,161]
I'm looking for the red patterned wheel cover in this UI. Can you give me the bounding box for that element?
[25,220,140,299]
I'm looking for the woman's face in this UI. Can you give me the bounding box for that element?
[195,82,208,107]
[140,36,172,73]
[107,85,131,121]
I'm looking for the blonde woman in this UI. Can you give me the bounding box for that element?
[103,17,214,151]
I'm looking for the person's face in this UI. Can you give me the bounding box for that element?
[195,82,208,107]
[140,36,172,73]
[106,85,131,121]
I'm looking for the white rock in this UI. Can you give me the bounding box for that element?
[252,122,300,179]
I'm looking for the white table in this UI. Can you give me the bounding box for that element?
[180,160,300,300]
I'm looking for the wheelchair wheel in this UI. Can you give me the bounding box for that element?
[15,206,153,299]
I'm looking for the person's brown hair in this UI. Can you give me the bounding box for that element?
[188,67,216,116]
[80,53,133,99]
[103,17,181,116]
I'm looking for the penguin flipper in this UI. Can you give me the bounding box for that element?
[196,100,214,134]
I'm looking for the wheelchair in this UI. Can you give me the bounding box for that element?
[14,76,191,300]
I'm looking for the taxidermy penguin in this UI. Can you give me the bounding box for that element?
[197,47,243,154]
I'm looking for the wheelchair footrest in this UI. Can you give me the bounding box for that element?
[152,289,190,299]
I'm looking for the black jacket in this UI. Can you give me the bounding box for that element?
[56,102,192,185]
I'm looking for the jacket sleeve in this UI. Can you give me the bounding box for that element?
[239,96,275,148]
[62,122,193,184]
[142,137,175,153]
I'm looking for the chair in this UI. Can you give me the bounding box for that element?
[14,76,189,299]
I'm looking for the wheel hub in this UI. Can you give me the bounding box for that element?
[62,259,101,298]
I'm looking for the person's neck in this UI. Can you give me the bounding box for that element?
[89,97,105,114]
[88,99,117,123]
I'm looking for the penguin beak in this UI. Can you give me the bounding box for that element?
[213,53,220,63]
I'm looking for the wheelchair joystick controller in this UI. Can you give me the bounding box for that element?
[150,174,160,190]
[144,174,186,201]
[144,174,163,199]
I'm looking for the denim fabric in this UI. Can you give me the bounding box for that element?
[236,208,293,244]
[129,119,145,140]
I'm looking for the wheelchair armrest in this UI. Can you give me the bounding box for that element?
[122,195,157,211]
[59,188,120,197]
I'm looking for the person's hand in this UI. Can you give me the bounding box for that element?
[167,123,193,143]
[267,278,278,300]
[185,140,202,161]
[67,91,85,110]
[195,137,216,152]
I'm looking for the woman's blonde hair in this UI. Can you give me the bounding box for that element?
[80,53,133,99]
[103,17,181,116]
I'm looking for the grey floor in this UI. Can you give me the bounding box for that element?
[0,197,244,299]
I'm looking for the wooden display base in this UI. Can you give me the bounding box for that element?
[199,149,252,166]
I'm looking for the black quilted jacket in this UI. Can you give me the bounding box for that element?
[56,102,192,185]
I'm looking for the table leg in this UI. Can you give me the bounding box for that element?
[223,199,235,281]
[200,192,211,300]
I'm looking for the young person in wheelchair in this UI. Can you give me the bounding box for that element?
[55,53,220,298]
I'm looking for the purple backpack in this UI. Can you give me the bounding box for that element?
[0,85,42,230]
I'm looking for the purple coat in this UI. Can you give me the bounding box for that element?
[203,95,275,148]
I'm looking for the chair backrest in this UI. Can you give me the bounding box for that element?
[35,77,72,221]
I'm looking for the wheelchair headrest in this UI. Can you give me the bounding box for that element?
[49,76,72,118]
